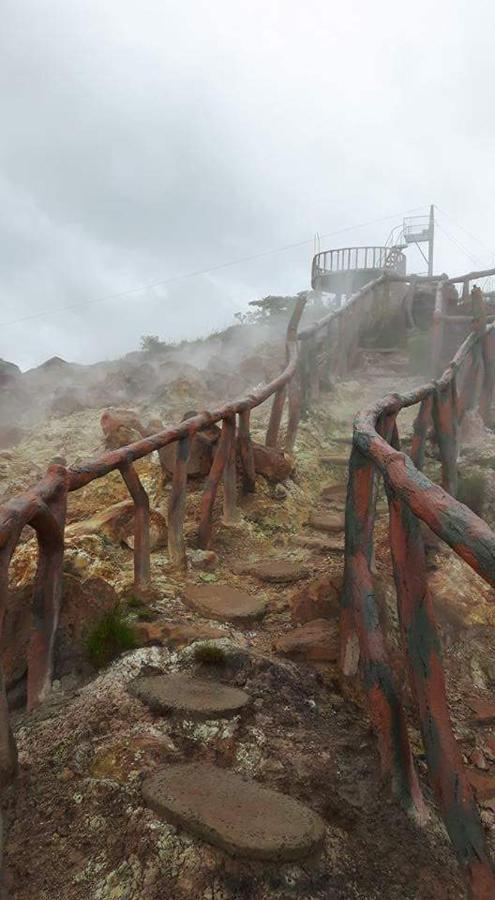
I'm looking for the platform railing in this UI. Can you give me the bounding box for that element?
[311,245,407,286]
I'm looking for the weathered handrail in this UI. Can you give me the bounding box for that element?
[343,287,495,897]
[0,273,388,794]
[3,267,491,896]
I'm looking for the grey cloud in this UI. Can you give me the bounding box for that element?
[1,0,494,369]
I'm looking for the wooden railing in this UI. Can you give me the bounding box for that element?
[0,274,390,790]
[342,287,495,898]
[3,268,495,897]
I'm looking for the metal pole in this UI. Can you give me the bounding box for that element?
[428,204,435,276]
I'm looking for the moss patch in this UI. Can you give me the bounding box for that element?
[85,607,137,669]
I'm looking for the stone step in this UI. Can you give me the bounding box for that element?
[319,454,350,467]
[307,513,345,534]
[184,583,267,622]
[129,674,249,720]
[319,484,348,506]
[273,619,339,662]
[234,558,310,583]
[142,762,325,861]
[291,534,344,553]
[468,696,495,725]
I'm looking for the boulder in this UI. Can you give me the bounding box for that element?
[273,619,339,662]
[251,443,294,482]
[66,500,167,551]
[100,408,148,449]
[290,575,342,624]
[1,574,119,690]
[160,427,220,478]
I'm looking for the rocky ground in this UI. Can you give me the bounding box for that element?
[2,337,495,899]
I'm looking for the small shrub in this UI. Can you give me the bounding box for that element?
[199,572,217,583]
[126,595,143,610]
[193,643,227,666]
[85,607,137,669]
[140,334,163,353]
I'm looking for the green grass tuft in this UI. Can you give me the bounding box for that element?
[85,607,137,669]
[193,643,227,666]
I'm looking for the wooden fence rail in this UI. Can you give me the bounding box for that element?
[2,269,495,897]
[343,287,495,898]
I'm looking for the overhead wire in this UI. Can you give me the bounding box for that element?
[0,205,429,329]
[435,207,495,289]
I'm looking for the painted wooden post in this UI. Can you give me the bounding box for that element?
[120,461,151,591]
[0,535,20,787]
[222,415,240,525]
[198,418,231,548]
[266,386,287,448]
[341,444,426,819]
[285,365,301,454]
[337,314,347,377]
[238,409,256,492]
[431,281,446,377]
[468,285,493,426]
[480,329,495,425]
[309,335,320,403]
[403,276,418,330]
[299,340,311,418]
[167,434,191,569]
[432,380,458,497]
[410,395,433,470]
[387,493,495,897]
[457,355,480,425]
[26,480,67,711]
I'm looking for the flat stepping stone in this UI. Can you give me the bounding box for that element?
[236,558,310,583]
[468,697,495,724]
[319,484,348,505]
[467,769,495,800]
[129,674,249,719]
[307,513,345,534]
[142,762,325,860]
[320,454,350,467]
[184,582,267,622]
[274,619,339,662]
[291,534,344,553]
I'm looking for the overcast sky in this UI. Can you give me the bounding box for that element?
[1,0,494,370]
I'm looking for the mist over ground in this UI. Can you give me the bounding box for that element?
[1,0,495,369]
